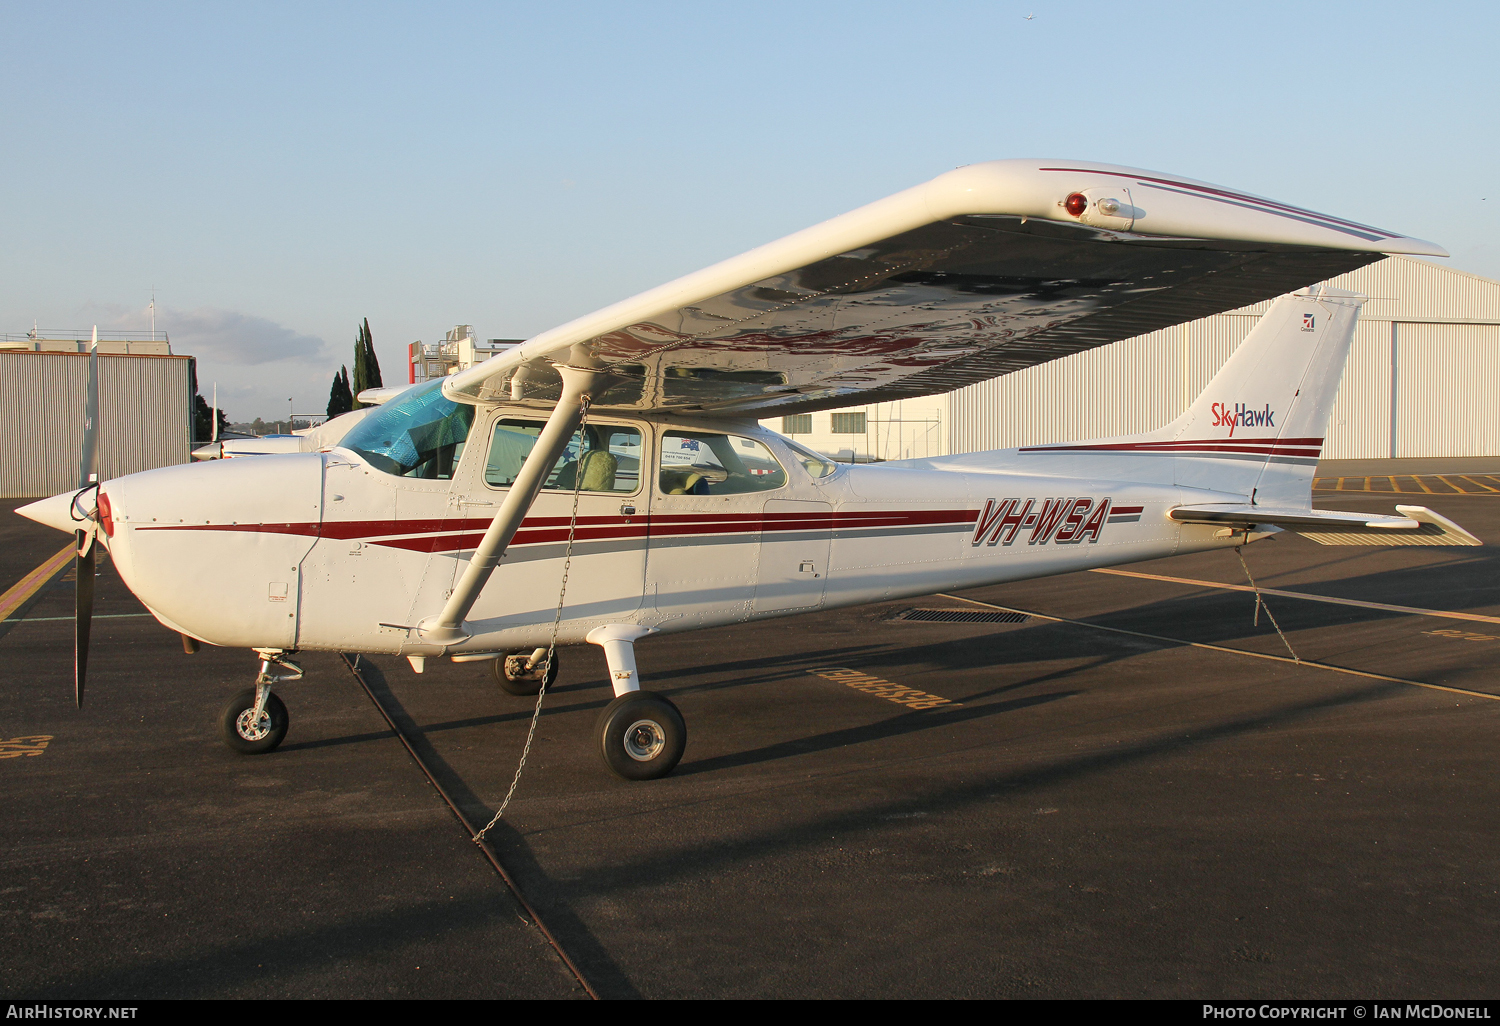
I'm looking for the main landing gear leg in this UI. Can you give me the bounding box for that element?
[586,625,683,781]
[221,650,301,755]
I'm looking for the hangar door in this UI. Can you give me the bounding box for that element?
[1393,324,1500,458]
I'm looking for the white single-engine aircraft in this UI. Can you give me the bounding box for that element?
[20,160,1480,780]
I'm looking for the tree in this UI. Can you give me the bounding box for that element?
[351,318,383,408]
[326,365,354,419]
[192,393,229,443]
[188,358,229,443]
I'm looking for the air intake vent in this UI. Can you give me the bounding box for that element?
[894,608,1028,624]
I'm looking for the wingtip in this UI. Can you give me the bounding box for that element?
[1384,239,1449,259]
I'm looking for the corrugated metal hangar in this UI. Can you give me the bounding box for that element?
[1,333,192,498]
[4,257,1494,499]
[766,257,1500,462]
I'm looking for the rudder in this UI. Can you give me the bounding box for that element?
[1164,286,1365,505]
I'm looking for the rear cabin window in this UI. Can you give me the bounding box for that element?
[485,420,642,494]
[658,432,786,495]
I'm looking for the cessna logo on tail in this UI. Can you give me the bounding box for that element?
[972,497,1111,547]
[1210,402,1275,436]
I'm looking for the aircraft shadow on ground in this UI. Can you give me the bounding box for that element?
[31,889,557,1000]
[28,585,1457,998]
[539,677,1410,905]
[980,557,1500,654]
[674,687,1080,777]
[25,660,1428,999]
[351,658,642,1000]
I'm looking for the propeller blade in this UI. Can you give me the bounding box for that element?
[74,327,100,710]
[75,530,95,709]
[79,327,99,490]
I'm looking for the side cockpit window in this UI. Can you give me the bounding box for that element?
[485,420,643,494]
[339,380,474,480]
[658,432,786,495]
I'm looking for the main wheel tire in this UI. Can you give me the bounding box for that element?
[596,691,686,780]
[491,650,559,696]
[220,688,289,755]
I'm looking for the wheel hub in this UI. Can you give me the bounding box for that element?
[236,708,272,742]
[623,719,665,761]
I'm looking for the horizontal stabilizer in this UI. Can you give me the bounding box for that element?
[1169,503,1481,546]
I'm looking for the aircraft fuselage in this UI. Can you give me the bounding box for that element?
[94,408,1251,658]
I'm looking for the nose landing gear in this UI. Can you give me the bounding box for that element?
[221,650,301,755]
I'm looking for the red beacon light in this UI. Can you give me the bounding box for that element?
[96,491,114,538]
[1064,192,1088,217]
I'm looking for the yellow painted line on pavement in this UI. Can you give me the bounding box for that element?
[4,614,150,624]
[935,593,1500,703]
[0,736,53,759]
[808,667,960,709]
[1086,567,1500,626]
[1311,474,1500,494]
[1424,629,1499,643]
[0,545,74,622]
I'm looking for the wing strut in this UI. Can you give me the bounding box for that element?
[419,364,602,645]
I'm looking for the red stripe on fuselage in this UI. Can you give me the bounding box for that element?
[135,507,983,554]
[1019,437,1322,456]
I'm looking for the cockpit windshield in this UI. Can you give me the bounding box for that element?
[780,438,839,479]
[339,380,475,479]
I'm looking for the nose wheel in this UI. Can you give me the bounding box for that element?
[596,691,686,780]
[221,650,300,755]
[221,687,289,754]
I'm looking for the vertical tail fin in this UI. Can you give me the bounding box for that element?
[1165,287,1365,505]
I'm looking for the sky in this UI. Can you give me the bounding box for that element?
[3,1,1497,421]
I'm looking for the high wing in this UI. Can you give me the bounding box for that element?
[443,159,1444,415]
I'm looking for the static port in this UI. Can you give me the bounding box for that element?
[1064,192,1088,217]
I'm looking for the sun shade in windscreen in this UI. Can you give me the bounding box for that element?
[341,380,475,479]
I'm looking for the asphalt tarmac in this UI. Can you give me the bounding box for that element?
[2,481,1498,1000]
